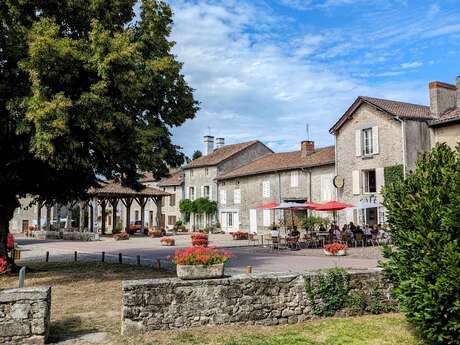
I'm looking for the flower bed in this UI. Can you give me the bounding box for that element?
[191,232,208,246]
[323,243,347,256]
[230,231,248,240]
[160,237,175,246]
[113,232,129,241]
[171,247,232,266]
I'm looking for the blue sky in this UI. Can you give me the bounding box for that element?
[161,0,460,156]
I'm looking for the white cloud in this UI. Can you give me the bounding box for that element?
[169,0,429,156]
[401,61,423,69]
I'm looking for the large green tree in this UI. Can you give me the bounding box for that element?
[0,0,198,269]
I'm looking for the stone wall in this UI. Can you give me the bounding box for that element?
[0,286,51,345]
[122,269,395,335]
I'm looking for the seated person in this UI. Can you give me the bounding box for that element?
[290,226,300,238]
[333,227,341,241]
[287,226,300,250]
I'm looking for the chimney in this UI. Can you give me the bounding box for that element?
[215,137,225,149]
[457,76,460,108]
[204,135,214,156]
[301,140,315,157]
[429,81,456,116]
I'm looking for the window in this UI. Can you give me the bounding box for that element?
[203,185,210,199]
[149,211,154,226]
[228,213,233,226]
[205,168,209,176]
[161,197,165,207]
[262,181,270,198]
[290,171,299,187]
[168,215,177,225]
[362,128,373,155]
[320,174,334,201]
[190,170,194,177]
[189,186,195,200]
[169,194,176,207]
[363,169,376,193]
[263,209,271,226]
[220,190,227,205]
[234,189,241,204]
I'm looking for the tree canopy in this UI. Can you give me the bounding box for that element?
[192,150,202,160]
[0,0,198,266]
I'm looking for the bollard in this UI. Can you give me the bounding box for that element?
[18,267,26,288]
[156,259,161,270]
[74,251,77,262]
[101,251,105,262]
[45,251,49,263]
[136,255,141,266]
[246,266,253,274]
[118,253,122,264]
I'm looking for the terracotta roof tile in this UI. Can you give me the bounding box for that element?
[88,182,170,197]
[185,140,264,169]
[217,146,335,180]
[330,96,433,133]
[430,107,460,126]
[158,170,184,187]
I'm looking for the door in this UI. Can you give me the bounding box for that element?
[221,212,238,233]
[22,220,29,232]
[160,214,166,228]
[250,209,257,233]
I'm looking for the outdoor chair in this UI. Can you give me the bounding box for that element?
[264,233,273,249]
[339,233,350,246]
[370,234,379,246]
[353,233,365,247]
[248,233,260,246]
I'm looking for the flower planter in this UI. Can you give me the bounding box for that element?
[323,249,347,256]
[176,263,224,280]
[160,238,175,246]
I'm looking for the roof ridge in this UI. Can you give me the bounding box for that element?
[360,96,429,108]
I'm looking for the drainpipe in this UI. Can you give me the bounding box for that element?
[278,173,282,203]
[395,117,407,178]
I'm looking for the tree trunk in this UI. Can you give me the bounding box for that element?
[0,195,20,272]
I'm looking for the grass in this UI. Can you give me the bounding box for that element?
[0,262,421,345]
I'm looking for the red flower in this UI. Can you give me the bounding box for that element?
[171,246,232,266]
[324,243,347,255]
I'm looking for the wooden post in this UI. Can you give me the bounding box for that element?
[118,253,122,264]
[89,201,94,233]
[79,201,85,232]
[156,259,161,269]
[135,197,148,235]
[74,251,77,262]
[37,201,42,231]
[121,198,133,233]
[246,266,253,274]
[101,252,105,262]
[46,204,51,231]
[45,251,49,262]
[18,267,26,288]
[110,199,119,233]
[101,200,107,235]
[136,255,141,266]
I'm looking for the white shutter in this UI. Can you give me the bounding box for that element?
[320,175,326,201]
[262,181,270,198]
[372,126,379,154]
[220,190,227,205]
[234,189,241,204]
[290,171,299,187]
[221,212,227,229]
[352,170,360,195]
[200,186,204,198]
[263,209,271,226]
[185,187,189,199]
[355,129,362,157]
[209,185,213,200]
[376,167,385,193]
[249,209,257,233]
[234,212,240,230]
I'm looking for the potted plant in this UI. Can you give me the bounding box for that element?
[323,243,348,256]
[231,231,248,240]
[171,247,232,280]
[160,237,175,246]
[191,232,208,246]
[113,232,129,241]
[148,228,164,238]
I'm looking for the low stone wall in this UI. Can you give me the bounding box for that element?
[32,231,98,241]
[0,286,51,345]
[122,269,396,335]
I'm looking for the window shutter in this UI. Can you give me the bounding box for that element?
[290,171,299,187]
[376,167,384,193]
[200,186,204,198]
[352,170,360,195]
[220,190,227,205]
[262,181,270,198]
[355,129,362,157]
[209,185,213,200]
[263,209,271,226]
[234,189,241,204]
[372,126,379,154]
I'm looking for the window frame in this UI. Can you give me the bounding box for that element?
[362,128,373,156]
[363,169,377,193]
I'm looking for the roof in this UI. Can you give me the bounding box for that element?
[88,181,170,198]
[330,96,433,133]
[430,108,460,127]
[184,140,268,169]
[217,146,335,180]
[139,169,181,183]
[158,170,184,187]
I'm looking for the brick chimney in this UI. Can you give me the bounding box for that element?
[215,137,225,149]
[301,140,315,157]
[429,81,457,116]
[204,136,214,156]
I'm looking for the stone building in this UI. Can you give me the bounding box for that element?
[183,137,273,229]
[216,141,335,233]
[330,76,460,226]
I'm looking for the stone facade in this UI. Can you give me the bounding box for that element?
[431,122,460,149]
[121,269,395,335]
[218,164,335,233]
[0,287,51,345]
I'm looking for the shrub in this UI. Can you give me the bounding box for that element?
[383,143,460,344]
[171,247,232,266]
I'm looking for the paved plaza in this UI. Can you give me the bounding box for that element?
[16,233,383,274]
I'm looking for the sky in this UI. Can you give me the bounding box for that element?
[158,0,460,156]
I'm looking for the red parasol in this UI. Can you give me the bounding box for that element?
[255,202,279,209]
[314,200,354,211]
[304,201,322,209]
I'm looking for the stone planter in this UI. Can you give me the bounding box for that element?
[323,249,347,256]
[176,263,224,280]
[161,241,175,246]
